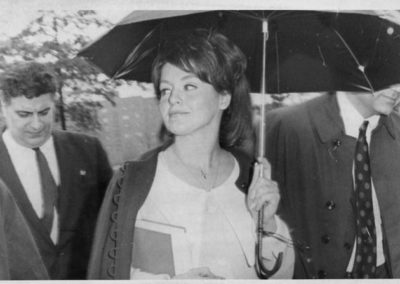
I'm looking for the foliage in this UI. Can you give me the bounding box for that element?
[0,10,120,132]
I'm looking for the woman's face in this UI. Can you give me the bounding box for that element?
[158,63,230,137]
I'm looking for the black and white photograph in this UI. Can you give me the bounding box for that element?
[1,0,400,281]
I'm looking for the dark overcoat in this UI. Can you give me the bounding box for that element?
[0,130,113,279]
[265,94,400,278]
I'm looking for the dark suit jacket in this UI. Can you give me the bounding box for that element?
[265,94,400,278]
[0,179,49,280]
[0,130,113,279]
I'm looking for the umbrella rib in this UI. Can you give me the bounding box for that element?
[333,29,375,93]
[113,29,156,79]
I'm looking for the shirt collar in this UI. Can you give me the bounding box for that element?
[336,92,380,139]
[3,129,54,152]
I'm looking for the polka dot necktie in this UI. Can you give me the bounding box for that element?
[352,121,377,278]
[33,147,57,234]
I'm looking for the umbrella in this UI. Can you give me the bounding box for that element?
[78,10,400,278]
[78,10,400,155]
[79,10,400,94]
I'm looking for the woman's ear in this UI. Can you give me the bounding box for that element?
[219,91,232,110]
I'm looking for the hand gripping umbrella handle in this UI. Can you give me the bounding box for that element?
[255,162,283,278]
[256,206,283,278]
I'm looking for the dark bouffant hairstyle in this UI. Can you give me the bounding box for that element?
[0,62,58,105]
[151,29,253,149]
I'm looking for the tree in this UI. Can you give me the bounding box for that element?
[0,10,121,132]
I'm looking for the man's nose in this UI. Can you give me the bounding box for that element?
[30,115,43,130]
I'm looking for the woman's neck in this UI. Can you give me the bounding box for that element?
[165,132,234,191]
[172,134,222,168]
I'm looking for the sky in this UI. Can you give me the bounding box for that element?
[1,0,400,38]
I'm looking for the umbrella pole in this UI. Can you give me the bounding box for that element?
[258,20,268,159]
[256,20,283,279]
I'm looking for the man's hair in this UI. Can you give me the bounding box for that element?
[0,62,58,105]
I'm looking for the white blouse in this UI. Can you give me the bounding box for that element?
[132,151,293,279]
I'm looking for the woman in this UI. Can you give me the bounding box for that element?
[88,29,293,279]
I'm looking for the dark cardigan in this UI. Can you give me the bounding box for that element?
[88,145,253,279]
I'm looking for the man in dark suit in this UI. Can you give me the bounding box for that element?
[265,88,400,279]
[0,62,113,279]
[0,178,49,280]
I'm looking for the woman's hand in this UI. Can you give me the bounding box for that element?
[173,267,224,279]
[247,157,280,232]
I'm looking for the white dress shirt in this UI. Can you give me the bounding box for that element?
[3,130,60,244]
[336,92,384,271]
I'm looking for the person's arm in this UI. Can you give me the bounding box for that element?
[247,158,294,279]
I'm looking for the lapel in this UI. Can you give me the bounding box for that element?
[0,135,55,247]
[52,131,76,247]
[307,94,346,144]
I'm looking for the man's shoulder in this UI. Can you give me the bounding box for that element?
[266,94,327,120]
[265,96,323,130]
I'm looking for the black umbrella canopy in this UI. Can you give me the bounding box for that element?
[78,10,400,93]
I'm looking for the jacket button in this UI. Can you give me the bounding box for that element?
[344,242,352,250]
[326,200,336,210]
[306,257,312,263]
[321,234,331,244]
[318,270,327,278]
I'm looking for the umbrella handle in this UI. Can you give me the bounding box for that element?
[256,206,283,278]
[255,161,283,278]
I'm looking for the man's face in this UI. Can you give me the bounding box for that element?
[1,94,55,148]
[353,86,400,117]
